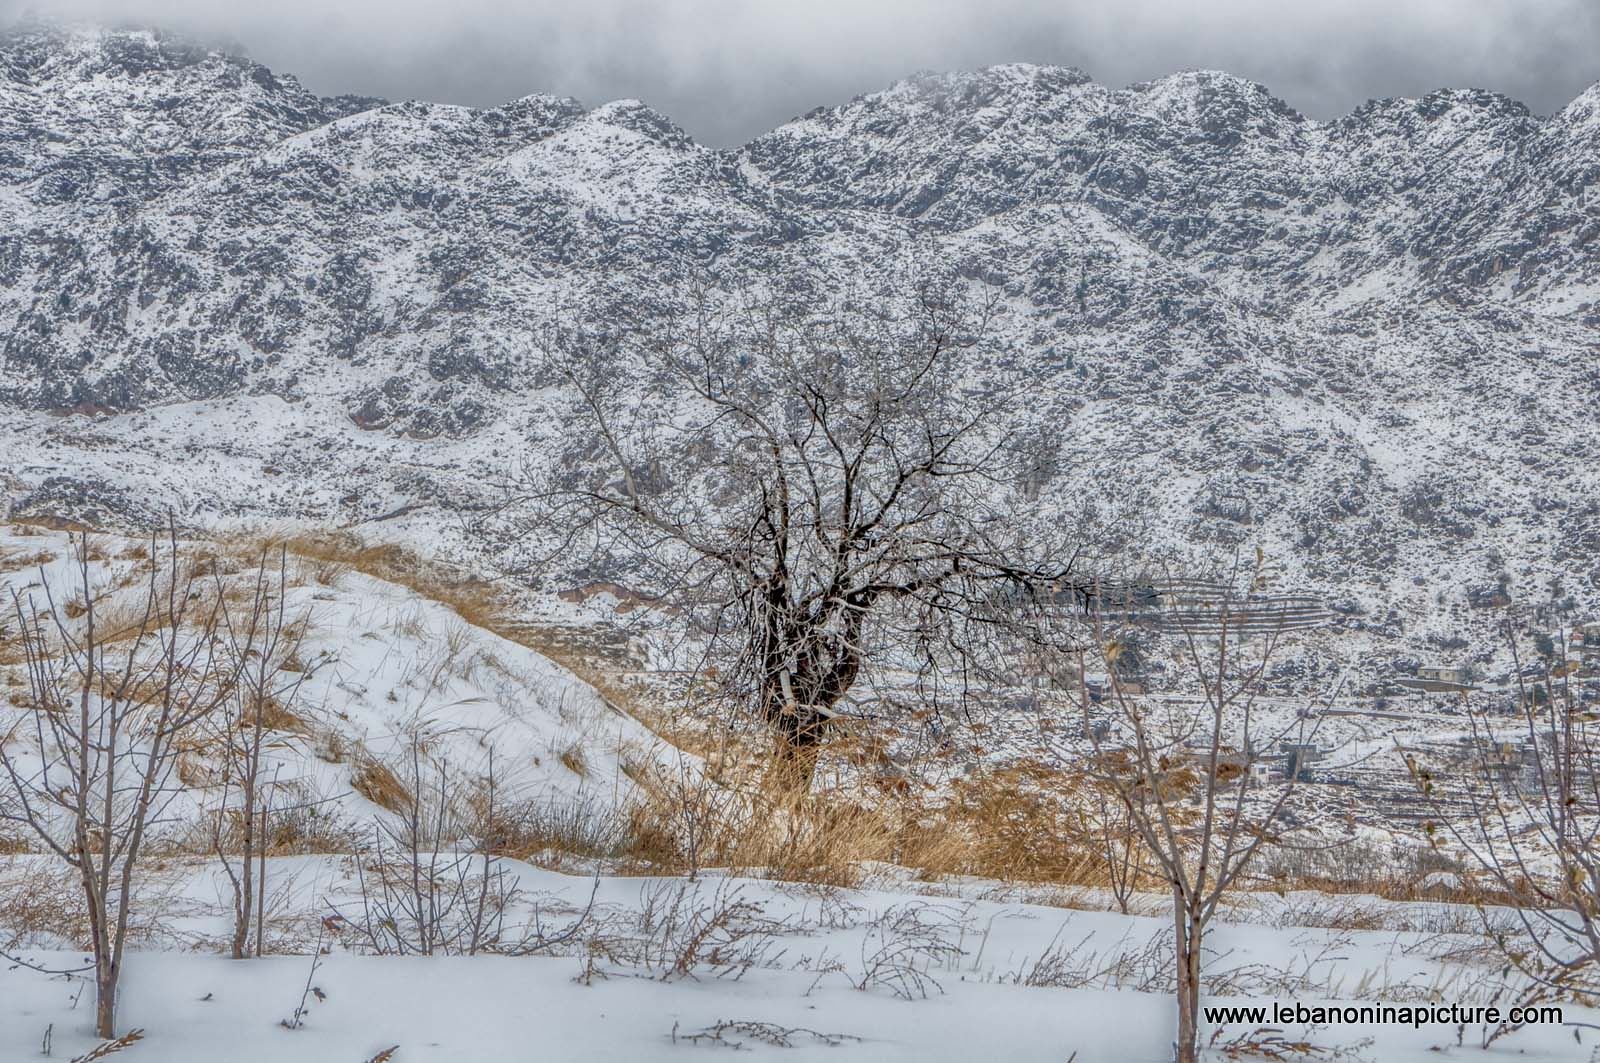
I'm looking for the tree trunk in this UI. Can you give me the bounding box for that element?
[233,793,254,959]
[256,795,269,956]
[1173,888,1202,1063]
[770,734,821,794]
[95,962,118,1039]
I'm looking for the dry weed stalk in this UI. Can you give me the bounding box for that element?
[1207,1026,1371,1061]
[67,1029,145,1062]
[847,902,966,999]
[670,1020,862,1050]
[634,877,789,980]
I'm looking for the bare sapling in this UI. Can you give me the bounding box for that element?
[206,544,311,958]
[1088,777,1148,915]
[1408,623,1600,1043]
[0,528,240,1037]
[1069,575,1329,1063]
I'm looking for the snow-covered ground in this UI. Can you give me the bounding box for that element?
[0,860,1592,1062]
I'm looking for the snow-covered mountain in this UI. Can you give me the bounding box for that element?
[2,23,1598,678]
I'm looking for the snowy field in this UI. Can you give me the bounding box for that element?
[2,860,1594,1063]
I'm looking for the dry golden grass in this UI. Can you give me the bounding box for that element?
[87,596,176,646]
[8,524,1509,911]
[174,741,222,790]
[264,803,361,855]
[600,748,1123,889]
[250,695,310,734]
[930,761,1110,885]
[0,546,54,574]
[351,758,412,814]
[557,742,590,779]
[0,630,29,667]
[0,861,92,948]
[478,789,637,866]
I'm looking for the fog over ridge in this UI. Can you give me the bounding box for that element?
[2,0,1597,145]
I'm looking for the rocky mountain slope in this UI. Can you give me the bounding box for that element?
[1,23,1597,682]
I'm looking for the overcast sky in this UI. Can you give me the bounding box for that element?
[6,0,1598,145]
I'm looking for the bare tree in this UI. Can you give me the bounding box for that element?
[1409,625,1600,1040]
[521,277,1084,789]
[1,530,238,1038]
[206,546,310,959]
[1068,586,1326,1063]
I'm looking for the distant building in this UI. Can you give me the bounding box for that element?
[1397,665,1475,693]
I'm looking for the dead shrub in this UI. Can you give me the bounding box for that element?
[0,861,93,949]
[633,878,789,981]
[480,789,635,864]
[265,803,359,855]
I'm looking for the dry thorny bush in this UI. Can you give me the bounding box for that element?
[670,1019,862,1050]
[568,878,789,985]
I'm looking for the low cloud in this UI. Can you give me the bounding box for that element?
[5,0,1597,144]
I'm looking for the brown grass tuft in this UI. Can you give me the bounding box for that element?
[351,758,412,814]
[557,743,589,779]
[251,695,309,734]
[478,789,635,865]
[0,546,55,573]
